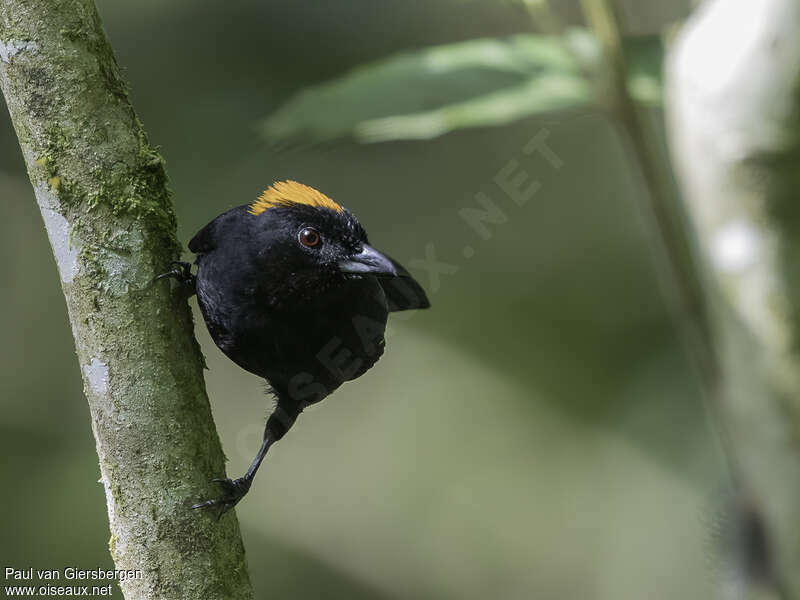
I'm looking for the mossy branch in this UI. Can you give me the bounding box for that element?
[0,1,253,598]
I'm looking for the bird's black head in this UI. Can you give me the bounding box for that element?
[192,181,402,306]
[250,180,399,284]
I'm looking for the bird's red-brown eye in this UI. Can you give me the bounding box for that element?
[298,227,321,249]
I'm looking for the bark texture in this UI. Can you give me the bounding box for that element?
[0,2,253,598]
[666,0,800,596]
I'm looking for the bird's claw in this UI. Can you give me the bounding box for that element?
[192,477,252,519]
[155,261,196,288]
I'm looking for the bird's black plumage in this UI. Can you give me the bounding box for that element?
[166,181,429,514]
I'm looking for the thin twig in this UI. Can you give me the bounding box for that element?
[579,0,739,482]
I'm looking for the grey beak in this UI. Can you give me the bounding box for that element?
[338,244,398,276]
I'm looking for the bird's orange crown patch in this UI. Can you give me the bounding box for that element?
[249,180,342,215]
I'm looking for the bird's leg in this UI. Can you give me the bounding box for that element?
[155,261,196,293]
[192,406,297,518]
[192,434,275,518]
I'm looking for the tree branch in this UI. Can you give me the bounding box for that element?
[0,2,253,598]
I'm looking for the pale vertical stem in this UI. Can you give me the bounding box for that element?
[667,0,800,597]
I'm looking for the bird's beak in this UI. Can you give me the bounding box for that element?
[338,244,398,277]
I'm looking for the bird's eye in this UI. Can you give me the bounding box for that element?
[298,227,321,249]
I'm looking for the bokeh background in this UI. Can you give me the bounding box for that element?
[1,1,731,598]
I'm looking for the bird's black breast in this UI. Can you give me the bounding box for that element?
[195,252,389,404]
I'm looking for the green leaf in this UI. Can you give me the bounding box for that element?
[622,35,664,106]
[354,73,591,142]
[259,30,663,144]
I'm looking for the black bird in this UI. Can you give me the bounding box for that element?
[160,180,429,515]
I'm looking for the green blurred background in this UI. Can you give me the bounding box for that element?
[1,1,731,598]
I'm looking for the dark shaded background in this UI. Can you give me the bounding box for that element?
[1,1,727,598]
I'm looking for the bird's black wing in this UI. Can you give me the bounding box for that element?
[379,255,430,312]
[188,205,249,254]
[188,217,221,254]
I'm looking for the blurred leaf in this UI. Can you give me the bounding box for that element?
[259,30,663,144]
[564,28,664,106]
[354,74,590,142]
[622,35,664,106]
[260,34,586,144]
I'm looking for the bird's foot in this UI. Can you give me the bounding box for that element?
[191,477,252,519]
[155,261,196,290]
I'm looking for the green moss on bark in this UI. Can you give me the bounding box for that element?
[0,2,254,598]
